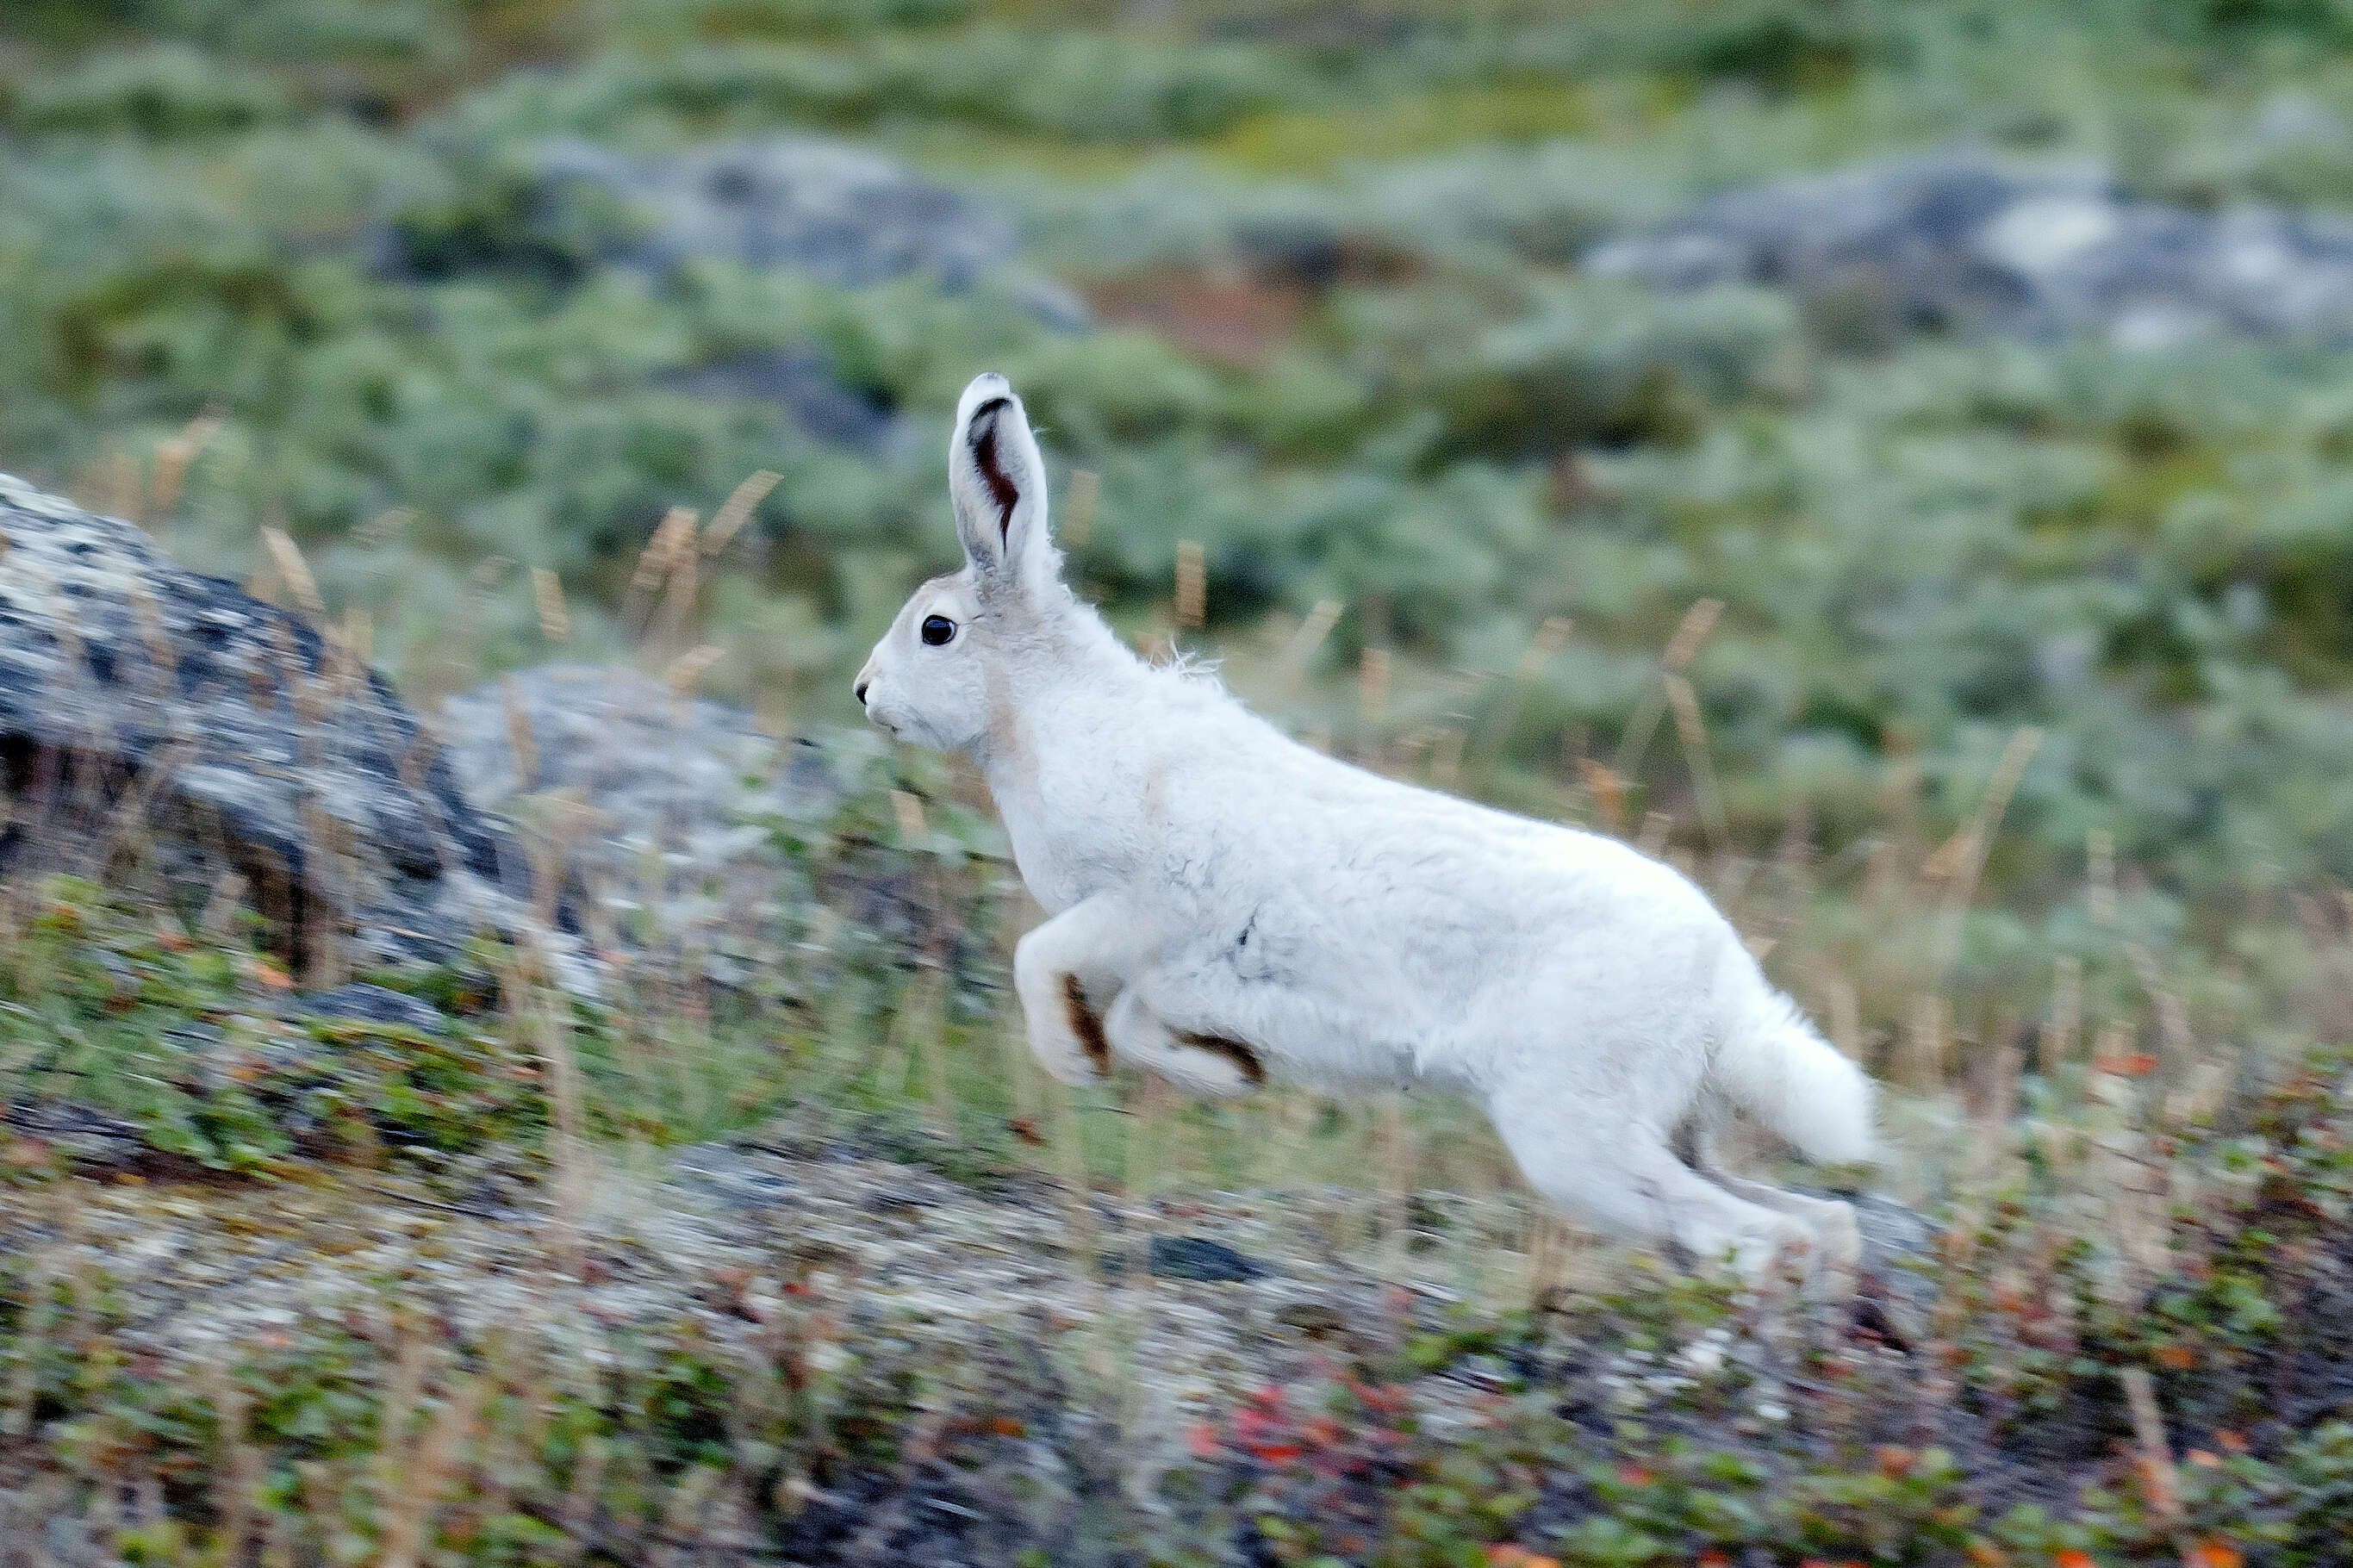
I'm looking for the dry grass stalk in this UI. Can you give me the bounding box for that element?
[259,526,326,619]
[1358,645,1390,731]
[2088,827,2118,927]
[90,738,196,905]
[629,506,698,594]
[245,551,283,608]
[1577,756,1628,834]
[1043,1073,1122,1391]
[562,1437,609,1555]
[1931,725,2045,977]
[104,449,140,522]
[337,607,374,680]
[1431,725,1466,789]
[1661,672,1727,850]
[1130,1071,1173,1201]
[1867,748,1924,903]
[2125,940,2194,1076]
[532,568,570,644]
[1918,826,1970,883]
[356,507,414,548]
[1473,615,1575,758]
[1635,809,1671,857]
[1173,539,1206,628]
[373,1324,434,1511]
[1274,598,1342,693]
[1907,992,1949,1090]
[2045,954,2082,1075]
[700,469,781,556]
[1520,614,1576,677]
[1061,466,1101,548]
[654,538,700,650]
[1380,1092,1415,1279]
[1972,1036,2022,1185]
[122,582,177,688]
[889,789,927,840]
[662,643,725,698]
[1523,1210,1578,1311]
[906,973,955,1133]
[1826,971,1863,1061]
[501,944,592,1280]
[3,1252,59,1438]
[501,675,539,789]
[379,1374,486,1568]
[623,506,698,632]
[1613,597,1723,782]
[1662,599,1723,669]
[148,408,226,521]
[2119,1366,2200,1566]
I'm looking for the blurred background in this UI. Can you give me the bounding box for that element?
[6,0,2353,1102]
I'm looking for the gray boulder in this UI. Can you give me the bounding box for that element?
[1589,154,2353,347]
[0,473,541,975]
[535,136,1089,327]
[538,135,1012,289]
[438,664,827,980]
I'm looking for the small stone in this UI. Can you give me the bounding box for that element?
[289,983,446,1033]
[1148,1235,1271,1283]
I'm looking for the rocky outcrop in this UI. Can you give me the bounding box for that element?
[391,134,1086,320]
[438,664,812,979]
[534,136,1022,292]
[438,664,992,988]
[384,135,1083,453]
[1589,155,2353,347]
[0,473,538,974]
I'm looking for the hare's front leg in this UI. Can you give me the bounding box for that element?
[1104,989,1264,1098]
[1012,894,1148,1087]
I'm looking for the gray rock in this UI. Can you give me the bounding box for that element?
[650,345,902,453]
[536,136,1088,327]
[539,136,1010,288]
[289,981,447,1033]
[437,664,819,970]
[1148,1234,1272,1283]
[1589,154,2353,347]
[0,473,557,977]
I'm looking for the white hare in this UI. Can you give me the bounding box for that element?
[856,372,1876,1288]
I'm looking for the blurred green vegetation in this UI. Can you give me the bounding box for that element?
[5,0,2353,1063]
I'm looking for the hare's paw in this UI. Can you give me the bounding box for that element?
[1106,991,1264,1098]
[1018,969,1112,1086]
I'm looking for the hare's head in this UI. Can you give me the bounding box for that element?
[856,373,1061,754]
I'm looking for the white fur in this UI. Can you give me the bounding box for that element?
[856,373,1878,1290]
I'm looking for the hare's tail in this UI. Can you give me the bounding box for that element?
[1709,959,1876,1165]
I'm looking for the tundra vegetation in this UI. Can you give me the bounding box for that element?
[3,2,2353,1563]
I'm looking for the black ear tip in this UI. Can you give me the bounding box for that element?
[966,395,1014,440]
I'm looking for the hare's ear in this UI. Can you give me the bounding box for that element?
[949,372,1053,590]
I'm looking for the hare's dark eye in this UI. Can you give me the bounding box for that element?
[919,613,957,647]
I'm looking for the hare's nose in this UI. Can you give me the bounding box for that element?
[854,677,870,707]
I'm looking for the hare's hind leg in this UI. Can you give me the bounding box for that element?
[1684,1130,1862,1291]
[1104,989,1264,1098]
[1490,1087,1815,1287]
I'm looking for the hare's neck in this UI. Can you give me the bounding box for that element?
[979,637,1158,915]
